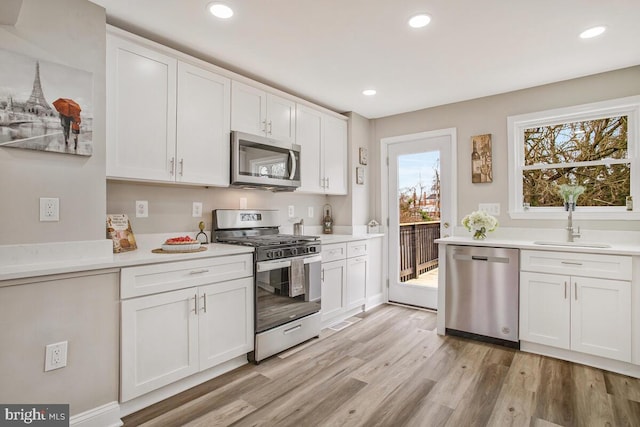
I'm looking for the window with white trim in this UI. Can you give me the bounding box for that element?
[507,96,640,220]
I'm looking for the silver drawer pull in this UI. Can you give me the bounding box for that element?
[561,261,583,266]
[193,293,198,314]
[189,269,210,275]
[283,325,302,335]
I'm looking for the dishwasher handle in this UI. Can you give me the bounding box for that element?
[453,253,511,263]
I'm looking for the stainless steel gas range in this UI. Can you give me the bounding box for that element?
[212,209,322,363]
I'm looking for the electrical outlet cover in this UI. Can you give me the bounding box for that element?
[44,341,68,371]
[192,202,203,217]
[136,200,148,218]
[39,197,59,222]
[288,205,295,217]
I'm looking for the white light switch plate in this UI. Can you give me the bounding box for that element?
[478,203,500,216]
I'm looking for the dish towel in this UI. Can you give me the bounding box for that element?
[289,258,305,297]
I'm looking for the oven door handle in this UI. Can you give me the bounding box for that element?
[256,254,322,273]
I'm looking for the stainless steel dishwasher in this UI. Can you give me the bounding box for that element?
[445,245,520,348]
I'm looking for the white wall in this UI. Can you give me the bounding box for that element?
[0,0,107,245]
[373,66,640,231]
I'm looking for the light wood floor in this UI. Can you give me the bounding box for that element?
[123,304,640,427]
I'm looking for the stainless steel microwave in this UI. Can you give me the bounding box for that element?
[231,131,301,191]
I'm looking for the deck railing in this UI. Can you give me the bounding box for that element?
[399,221,440,282]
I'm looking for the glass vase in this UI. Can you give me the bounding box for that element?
[473,227,487,240]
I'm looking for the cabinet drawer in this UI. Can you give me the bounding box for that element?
[322,243,347,262]
[347,240,368,258]
[121,254,253,298]
[521,250,631,281]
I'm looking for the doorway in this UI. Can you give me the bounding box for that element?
[382,129,456,310]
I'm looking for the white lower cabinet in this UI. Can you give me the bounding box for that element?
[321,259,347,322]
[321,240,368,325]
[520,250,632,363]
[120,258,253,402]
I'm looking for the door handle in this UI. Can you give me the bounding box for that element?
[564,281,567,299]
[289,150,297,180]
[202,294,207,313]
[169,157,175,176]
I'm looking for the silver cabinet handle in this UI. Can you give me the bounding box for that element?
[321,268,325,282]
[326,177,330,189]
[193,293,198,314]
[268,120,273,135]
[562,261,583,266]
[179,158,184,176]
[443,222,450,228]
[202,294,207,313]
[283,324,302,335]
[564,281,567,299]
[262,119,268,133]
[574,282,577,300]
[189,269,210,275]
[169,157,175,176]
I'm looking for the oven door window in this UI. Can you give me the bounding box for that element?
[238,141,299,180]
[256,262,320,332]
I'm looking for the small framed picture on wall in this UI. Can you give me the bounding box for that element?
[471,134,493,183]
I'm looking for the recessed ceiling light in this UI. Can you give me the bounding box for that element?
[208,3,234,19]
[408,14,431,29]
[363,89,377,96]
[579,26,606,39]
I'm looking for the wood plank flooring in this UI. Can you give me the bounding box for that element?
[122,304,640,427]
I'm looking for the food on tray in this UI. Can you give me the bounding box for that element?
[165,236,198,245]
[161,235,201,252]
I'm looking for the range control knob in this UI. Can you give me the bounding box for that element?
[290,247,298,256]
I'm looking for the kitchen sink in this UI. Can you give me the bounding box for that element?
[533,241,611,248]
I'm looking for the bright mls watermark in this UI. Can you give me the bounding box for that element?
[0,405,69,426]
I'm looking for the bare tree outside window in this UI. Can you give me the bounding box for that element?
[522,115,629,207]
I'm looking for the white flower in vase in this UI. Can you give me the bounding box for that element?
[462,210,498,240]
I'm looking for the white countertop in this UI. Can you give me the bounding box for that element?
[436,236,640,256]
[319,233,384,244]
[0,236,254,282]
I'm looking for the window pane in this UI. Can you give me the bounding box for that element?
[523,164,630,207]
[524,116,627,166]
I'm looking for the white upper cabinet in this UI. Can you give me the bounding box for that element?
[176,62,230,186]
[296,104,347,195]
[231,81,296,143]
[106,34,177,181]
[106,32,231,186]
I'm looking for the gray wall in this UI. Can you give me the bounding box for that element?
[0,0,107,245]
[107,181,333,233]
[372,66,640,231]
[0,271,119,416]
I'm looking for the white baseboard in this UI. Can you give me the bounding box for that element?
[70,401,122,427]
[120,355,248,417]
[365,293,384,311]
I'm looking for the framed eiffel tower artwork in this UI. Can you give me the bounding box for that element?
[0,49,93,156]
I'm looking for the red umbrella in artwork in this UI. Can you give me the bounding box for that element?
[53,98,81,122]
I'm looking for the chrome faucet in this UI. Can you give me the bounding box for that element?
[565,202,581,242]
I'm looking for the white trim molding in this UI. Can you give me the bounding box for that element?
[507,95,640,220]
[70,402,122,427]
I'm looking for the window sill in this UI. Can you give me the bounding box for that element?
[509,209,640,221]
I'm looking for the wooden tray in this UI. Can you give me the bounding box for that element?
[152,247,208,254]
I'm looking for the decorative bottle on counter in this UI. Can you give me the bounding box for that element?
[323,204,333,234]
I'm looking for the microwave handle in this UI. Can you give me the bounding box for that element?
[289,150,297,180]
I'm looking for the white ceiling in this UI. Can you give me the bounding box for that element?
[90,0,640,119]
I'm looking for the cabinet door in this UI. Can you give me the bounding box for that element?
[266,94,296,143]
[321,260,347,322]
[571,277,631,362]
[199,278,254,370]
[231,81,267,136]
[519,272,570,349]
[346,256,367,310]
[121,288,199,401]
[176,62,231,186]
[322,115,348,195]
[106,34,177,181]
[296,104,324,193]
